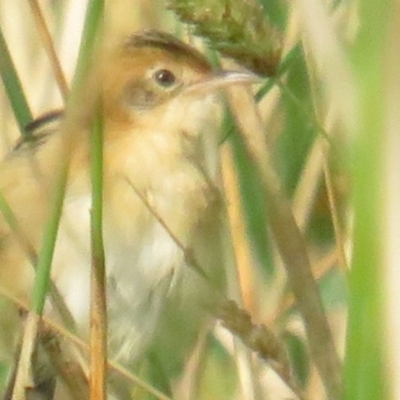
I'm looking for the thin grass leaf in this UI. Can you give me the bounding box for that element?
[0,284,174,400]
[73,1,107,399]
[227,86,342,400]
[27,0,69,100]
[71,0,104,93]
[9,313,39,400]
[32,162,69,315]
[90,108,107,400]
[34,0,106,320]
[217,300,305,399]
[382,5,400,399]
[344,1,392,399]
[0,27,33,134]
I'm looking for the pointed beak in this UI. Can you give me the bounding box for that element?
[186,70,262,95]
[210,70,262,86]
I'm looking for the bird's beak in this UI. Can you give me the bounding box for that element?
[185,70,262,95]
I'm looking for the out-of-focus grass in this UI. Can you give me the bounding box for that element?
[0,0,398,399]
[0,27,32,134]
[344,1,392,399]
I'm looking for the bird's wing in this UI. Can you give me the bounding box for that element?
[13,109,64,152]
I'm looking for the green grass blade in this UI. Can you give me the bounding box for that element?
[31,0,104,316]
[0,26,33,134]
[344,1,393,399]
[32,164,69,314]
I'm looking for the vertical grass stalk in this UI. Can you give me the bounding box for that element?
[0,26,33,134]
[344,1,393,399]
[75,0,107,398]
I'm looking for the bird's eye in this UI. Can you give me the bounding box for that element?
[153,69,177,88]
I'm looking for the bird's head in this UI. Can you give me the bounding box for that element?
[98,30,258,135]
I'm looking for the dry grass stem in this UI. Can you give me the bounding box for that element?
[221,143,257,312]
[217,300,305,400]
[227,85,342,400]
[89,264,107,400]
[292,138,325,231]
[10,313,39,400]
[383,3,400,398]
[0,285,174,400]
[27,0,69,100]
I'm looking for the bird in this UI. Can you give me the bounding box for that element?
[0,30,257,397]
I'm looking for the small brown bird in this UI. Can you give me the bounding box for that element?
[0,30,257,395]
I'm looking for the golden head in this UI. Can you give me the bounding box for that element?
[99,30,258,131]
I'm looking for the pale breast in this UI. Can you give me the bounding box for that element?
[51,147,219,364]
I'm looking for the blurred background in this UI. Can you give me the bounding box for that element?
[0,0,398,399]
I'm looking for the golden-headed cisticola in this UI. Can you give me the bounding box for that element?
[0,30,257,379]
